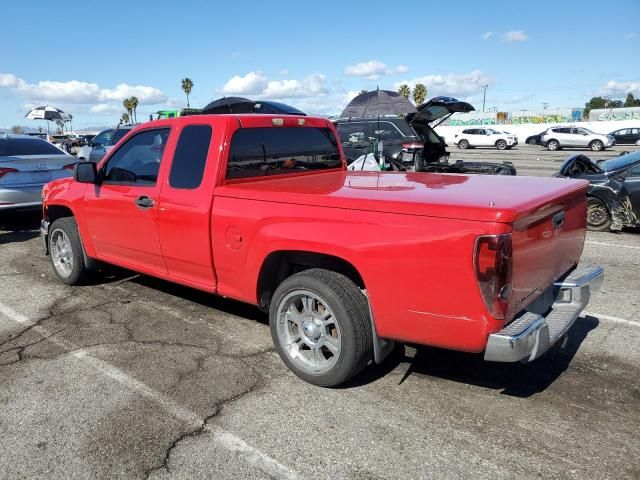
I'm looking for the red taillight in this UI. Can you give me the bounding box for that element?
[0,167,18,179]
[63,162,77,171]
[402,141,424,150]
[474,234,513,319]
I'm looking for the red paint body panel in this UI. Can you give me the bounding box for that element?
[42,114,590,354]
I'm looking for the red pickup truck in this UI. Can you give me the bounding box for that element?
[41,114,603,386]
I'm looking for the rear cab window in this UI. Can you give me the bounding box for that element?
[169,125,212,189]
[226,127,342,180]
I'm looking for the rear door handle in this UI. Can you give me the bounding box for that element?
[552,211,565,229]
[135,196,154,209]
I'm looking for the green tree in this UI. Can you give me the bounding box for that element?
[583,96,624,118]
[129,96,139,123]
[413,83,427,105]
[181,77,194,107]
[398,84,411,99]
[10,125,24,134]
[123,98,133,121]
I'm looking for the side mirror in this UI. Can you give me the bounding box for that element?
[74,162,98,184]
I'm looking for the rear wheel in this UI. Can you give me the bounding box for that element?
[269,269,373,387]
[49,217,90,285]
[547,140,560,151]
[458,139,469,149]
[496,139,507,150]
[586,198,611,231]
[590,140,604,151]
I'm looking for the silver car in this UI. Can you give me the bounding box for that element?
[0,135,75,210]
[76,126,133,163]
[541,127,614,151]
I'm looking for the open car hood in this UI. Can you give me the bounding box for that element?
[406,96,475,125]
[557,154,604,177]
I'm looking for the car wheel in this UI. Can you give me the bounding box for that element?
[458,139,469,149]
[527,137,537,145]
[586,198,611,231]
[547,140,560,151]
[49,217,90,285]
[590,140,604,151]
[496,140,507,150]
[269,268,373,387]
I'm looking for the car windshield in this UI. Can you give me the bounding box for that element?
[581,128,596,134]
[109,128,130,146]
[486,129,499,134]
[600,150,640,172]
[1,137,64,156]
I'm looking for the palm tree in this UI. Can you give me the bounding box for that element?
[181,78,194,107]
[123,98,132,121]
[398,84,411,99]
[10,125,24,134]
[413,84,427,106]
[129,96,139,123]
[120,112,130,125]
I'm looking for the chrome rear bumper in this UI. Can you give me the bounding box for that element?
[484,266,604,363]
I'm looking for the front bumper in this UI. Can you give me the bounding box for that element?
[484,265,604,363]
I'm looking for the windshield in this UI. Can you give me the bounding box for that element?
[600,150,640,172]
[580,128,595,134]
[109,128,130,146]
[227,127,342,179]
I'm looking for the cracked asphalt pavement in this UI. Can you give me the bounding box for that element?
[1,149,639,479]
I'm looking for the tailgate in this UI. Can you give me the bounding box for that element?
[509,186,588,317]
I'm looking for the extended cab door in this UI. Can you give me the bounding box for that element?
[156,119,225,290]
[83,127,171,273]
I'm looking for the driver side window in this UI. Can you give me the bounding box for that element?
[102,128,170,185]
[92,130,113,146]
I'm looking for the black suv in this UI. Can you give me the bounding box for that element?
[334,97,516,175]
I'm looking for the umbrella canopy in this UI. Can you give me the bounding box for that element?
[201,97,255,114]
[340,89,418,118]
[25,105,73,122]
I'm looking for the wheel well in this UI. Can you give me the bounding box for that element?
[589,139,603,146]
[495,139,506,145]
[46,205,74,223]
[257,251,365,309]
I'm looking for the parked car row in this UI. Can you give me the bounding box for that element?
[525,126,640,151]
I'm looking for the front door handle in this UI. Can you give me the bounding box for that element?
[135,195,154,209]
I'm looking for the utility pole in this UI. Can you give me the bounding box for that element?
[482,85,488,112]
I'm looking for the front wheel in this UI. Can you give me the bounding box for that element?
[590,140,604,151]
[458,139,469,149]
[527,137,537,145]
[269,269,373,387]
[586,198,611,231]
[49,217,90,285]
[496,140,507,150]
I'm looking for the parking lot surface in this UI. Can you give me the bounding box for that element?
[1,145,639,479]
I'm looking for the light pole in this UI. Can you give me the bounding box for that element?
[482,85,489,112]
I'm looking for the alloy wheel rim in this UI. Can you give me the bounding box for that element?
[51,229,73,278]
[276,290,341,375]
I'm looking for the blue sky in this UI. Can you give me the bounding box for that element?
[1,0,639,128]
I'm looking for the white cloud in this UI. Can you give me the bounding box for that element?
[221,71,267,95]
[599,80,640,97]
[482,32,493,41]
[394,70,493,97]
[625,33,637,39]
[260,74,327,98]
[502,30,527,42]
[0,73,167,105]
[344,60,409,80]
[90,103,122,114]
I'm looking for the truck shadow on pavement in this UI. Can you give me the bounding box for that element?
[371,315,600,398]
[0,210,41,245]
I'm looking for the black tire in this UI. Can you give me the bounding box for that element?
[48,217,90,285]
[269,268,373,387]
[586,197,612,231]
[496,139,507,150]
[590,140,604,151]
[547,140,560,151]
[527,137,537,145]
[458,139,469,149]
